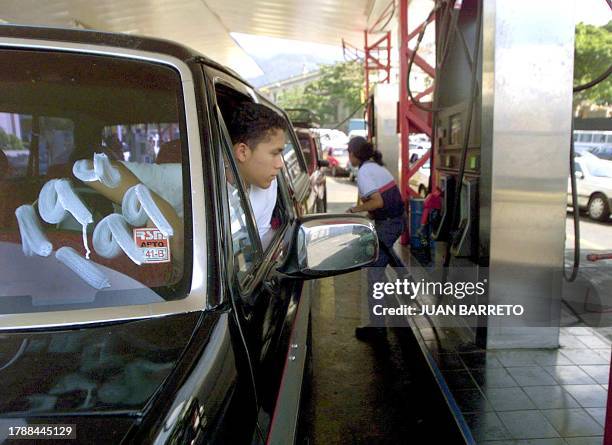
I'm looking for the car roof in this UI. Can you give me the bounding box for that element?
[295,127,318,138]
[0,24,252,88]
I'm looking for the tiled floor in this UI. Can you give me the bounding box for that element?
[422,328,610,444]
[392,243,612,444]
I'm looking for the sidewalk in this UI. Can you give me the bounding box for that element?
[392,243,609,444]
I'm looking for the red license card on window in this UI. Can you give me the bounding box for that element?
[133,228,171,263]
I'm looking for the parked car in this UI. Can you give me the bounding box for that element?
[574,145,597,157]
[0,25,379,445]
[409,133,431,150]
[408,149,431,198]
[348,129,367,140]
[588,146,612,161]
[568,154,612,221]
[409,143,429,160]
[347,118,366,134]
[346,129,367,181]
[295,127,328,212]
[326,146,352,177]
[409,159,431,198]
[318,130,351,177]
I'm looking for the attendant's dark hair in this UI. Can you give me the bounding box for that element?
[347,136,383,166]
[229,102,286,148]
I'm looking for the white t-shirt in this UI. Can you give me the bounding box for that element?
[122,161,277,239]
[120,162,183,218]
[356,161,395,198]
[249,178,277,238]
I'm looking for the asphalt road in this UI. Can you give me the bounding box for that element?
[325,175,358,213]
[566,210,612,252]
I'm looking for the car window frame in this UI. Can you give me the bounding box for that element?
[215,106,264,286]
[208,73,296,293]
[297,131,316,175]
[574,161,583,174]
[254,99,310,203]
[283,126,311,199]
[0,38,207,331]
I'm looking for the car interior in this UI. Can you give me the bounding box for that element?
[0,49,192,312]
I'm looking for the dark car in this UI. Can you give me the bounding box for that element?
[0,26,378,444]
[285,110,327,213]
[295,128,327,212]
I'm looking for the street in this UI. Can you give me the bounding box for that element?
[325,175,358,213]
[566,210,612,251]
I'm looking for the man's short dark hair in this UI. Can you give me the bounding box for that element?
[228,102,286,148]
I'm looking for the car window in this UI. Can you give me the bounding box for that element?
[574,162,583,174]
[298,134,314,172]
[221,149,261,283]
[314,136,323,161]
[594,134,606,143]
[0,115,75,179]
[283,132,308,184]
[212,82,290,255]
[0,49,191,316]
[578,133,593,143]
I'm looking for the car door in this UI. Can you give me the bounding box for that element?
[279,124,313,215]
[571,160,590,208]
[205,70,310,442]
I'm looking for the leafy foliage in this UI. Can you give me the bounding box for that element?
[574,21,612,105]
[0,127,25,151]
[276,61,364,127]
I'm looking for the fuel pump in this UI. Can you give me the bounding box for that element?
[406,0,483,264]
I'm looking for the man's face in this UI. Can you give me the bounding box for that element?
[234,128,285,189]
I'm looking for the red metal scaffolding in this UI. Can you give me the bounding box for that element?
[364,30,392,100]
[399,0,435,243]
[364,0,394,99]
[342,1,394,100]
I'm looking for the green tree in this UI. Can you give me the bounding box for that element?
[574,21,612,105]
[276,61,364,128]
[0,128,24,150]
[0,128,9,149]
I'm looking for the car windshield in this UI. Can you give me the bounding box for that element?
[298,134,314,167]
[0,49,191,316]
[594,147,612,161]
[321,130,349,146]
[588,163,612,178]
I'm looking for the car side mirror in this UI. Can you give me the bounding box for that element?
[574,171,584,179]
[279,214,379,278]
[318,159,329,168]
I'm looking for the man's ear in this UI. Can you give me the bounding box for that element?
[233,142,250,163]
